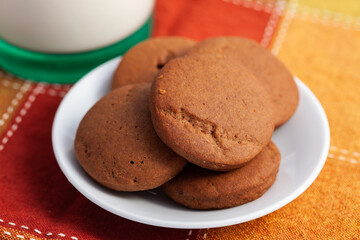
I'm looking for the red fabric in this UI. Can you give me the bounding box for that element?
[0,87,194,240]
[0,0,271,239]
[155,0,271,41]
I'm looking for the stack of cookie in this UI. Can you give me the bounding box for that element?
[74,37,299,209]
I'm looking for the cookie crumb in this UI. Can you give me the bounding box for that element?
[158,75,164,79]
[159,89,167,95]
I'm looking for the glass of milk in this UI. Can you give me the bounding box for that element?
[0,0,154,83]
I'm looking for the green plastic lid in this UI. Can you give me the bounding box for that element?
[0,16,152,84]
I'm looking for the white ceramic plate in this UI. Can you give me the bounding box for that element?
[52,57,330,229]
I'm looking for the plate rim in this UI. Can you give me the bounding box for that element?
[52,57,330,229]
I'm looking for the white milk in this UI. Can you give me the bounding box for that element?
[0,0,154,53]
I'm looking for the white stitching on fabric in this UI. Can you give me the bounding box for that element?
[48,89,57,96]
[2,113,9,120]
[0,84,69,152]
[296,5,360,31]
[330,146,359,157]
[340,149,349,154]
[328,150,359,164]
[6,131,13,137]
[328,154,358,164]
[222,0,274,13]
[349,159,358,164]
[1,79,26,90]
[0,81,31,127]
[0,85,37,151]
[260,0,286,47]
[1,78,70,95]
[1,218,79,239]
[222,0,360,32]
[1,137,8,144]
[271,0,298,55]
[7,106,14,114]
[329,146,336,150]
[185,229,193,240]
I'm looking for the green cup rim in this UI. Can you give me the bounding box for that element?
[0,15,153,84]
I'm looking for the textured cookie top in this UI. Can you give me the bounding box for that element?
[162,141,281,209]
[186,37,299,127]
[74,83,187,191]
[150,54,275,171]
[112,37,196,89]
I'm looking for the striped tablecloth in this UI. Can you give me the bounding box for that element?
[0,0,359,239]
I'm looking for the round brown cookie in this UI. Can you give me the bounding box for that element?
[162,141,281,209]
[185,37,299,127]
[74,83,187,191]
[150,54,275,171]
[112,37,196,89]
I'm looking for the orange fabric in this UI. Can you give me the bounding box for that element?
[0,0,359,239]
[195,0,360,238]
[0,71,33,134]
[197,158,360,239]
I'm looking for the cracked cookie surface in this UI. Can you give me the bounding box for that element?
[74,83,187,191]
[150,54,275,171]
[162,141,281,209]
[112,37,196,89]
[186,37,299,127]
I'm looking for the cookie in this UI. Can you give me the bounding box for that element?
[162,141,281,209]
[150,54,275,171]
[186,37,299,127]
[74,83,187,191]
[112,37,196,89]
